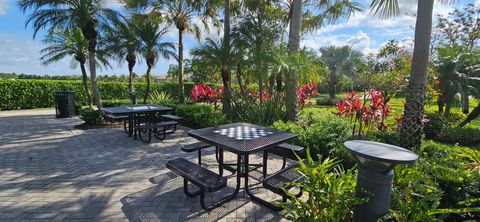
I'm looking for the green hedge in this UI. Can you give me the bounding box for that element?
[0,80,195,110]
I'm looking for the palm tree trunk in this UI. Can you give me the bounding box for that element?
[83,21,103,110]
[221,0,232,115]
[460,86,469,114]
[127,57,135,93]
[399,0,434,150]
[178,29,185,104]
[255,38,263,93]
[80,62,93,108]
[236,65,246,96]
[458,103,479,127]
[285,0,302,121]
[144,64,152,104]
[328,69,337,99]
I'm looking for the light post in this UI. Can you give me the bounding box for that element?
[344,140,418,222]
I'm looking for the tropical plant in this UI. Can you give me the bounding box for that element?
[123,0,220,104]
[280,155,366,221]
[320,45,363,99]
[19,0,121,110]
[40,28,94,107]
[133,14,175,104]
[104,17,143,93]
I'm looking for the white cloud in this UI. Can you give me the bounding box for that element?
[302,31,376,55]
[0,0,9,16]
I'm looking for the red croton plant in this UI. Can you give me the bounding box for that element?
[335,90,393,136]
[297,82,319,108]
[191,84,222,105]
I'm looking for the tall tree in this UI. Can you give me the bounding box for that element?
[221,0,233,114]
[123,0,220,104]
[134,14,175,104]
[370,0,437,149]
[105,17,143,93]
[285,0,302,121]
[283,0,362,121]
[40,28,95,107]
[19,0,121,110]
[320,45,362,99]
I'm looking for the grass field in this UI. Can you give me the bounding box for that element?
[310,93,480,128]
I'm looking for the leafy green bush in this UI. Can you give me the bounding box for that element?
[102,99,130,107]
[315,94,345,106]
[272,108,350,161]
[0,79,195,110]
[231,94,286,126]
[174,104,228,129]
[385,141,480,221]
[79,108,102,125]
[437,127,480,146]
[423,111,466,139]
[281,155,366,221]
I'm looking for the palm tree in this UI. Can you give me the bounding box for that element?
[134,15,176,104]
[19,0,121,110]
[370,0,454,149]
[123,0,220,104]
[105,17,143,93]
[284,0,363,121]
[222,0,233,114]
[40,28,93,107]
[320,45,362,99]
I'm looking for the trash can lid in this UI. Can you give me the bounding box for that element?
[344,140,418,164]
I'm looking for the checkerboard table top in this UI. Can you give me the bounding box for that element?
[188,123,297,155]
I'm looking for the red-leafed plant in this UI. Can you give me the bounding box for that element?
[335,90,393,136]
[191,84,221,108]
[297,82,319,108]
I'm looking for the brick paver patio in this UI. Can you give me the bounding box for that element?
[0,109,290,222]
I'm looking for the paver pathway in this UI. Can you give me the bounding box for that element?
[0,109,290,222]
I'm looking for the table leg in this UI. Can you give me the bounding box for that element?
[128,114,133,137]
[244,154,282,211]
[134,113,138,140]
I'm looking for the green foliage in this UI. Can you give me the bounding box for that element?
[385,141,480,221]
[281,155,366,221]
[231,94,286,126]
[79,108,102,126]
[0,80,195,110]
[102,99,130,107]
[272,108,351,161]
[437,127,480,146]
[423,111,465,139]
[174,104,228,129]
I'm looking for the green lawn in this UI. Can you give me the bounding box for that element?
[311,93,480,128]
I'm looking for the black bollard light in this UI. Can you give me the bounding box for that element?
[344,140,418,222]
[130,92,138,105]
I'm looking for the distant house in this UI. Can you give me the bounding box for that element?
[154,75,169,83]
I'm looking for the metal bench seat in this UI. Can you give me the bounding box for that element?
[135,121,178,143]
[181,141,211,165]
[263,143,306,178]
[161,114,184,121]
[166,158,232,211]
[262,162,305,211]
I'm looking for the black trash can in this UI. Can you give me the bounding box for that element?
[54,92,76,118]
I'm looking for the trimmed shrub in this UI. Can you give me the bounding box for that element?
[174,104,228,129]
[0,79,195,110]
[437,127,480,146]
[423,111,466,139]
[79,108,102,126]
[272,108,351,161]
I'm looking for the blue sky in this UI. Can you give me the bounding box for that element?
[0,0,476,76]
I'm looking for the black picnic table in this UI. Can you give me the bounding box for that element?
[188,122,298,208]
[102,105,173,139]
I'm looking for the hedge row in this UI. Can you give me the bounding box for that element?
[0,79,195,110]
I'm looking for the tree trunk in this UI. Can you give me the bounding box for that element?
[285,0,302,121]
[399,0,434,150]
[83,20,103,110]
[144,64,152,104]
[177,29,185,104]
[328,69,337,99]
[255,38,263,93]
[236,65,246,96]
[276,71,283,92]
[127,53,136,93]
[460,86,469,114]
[458,103,479,127]
[221,0,232,115]
[79,62,93,108]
